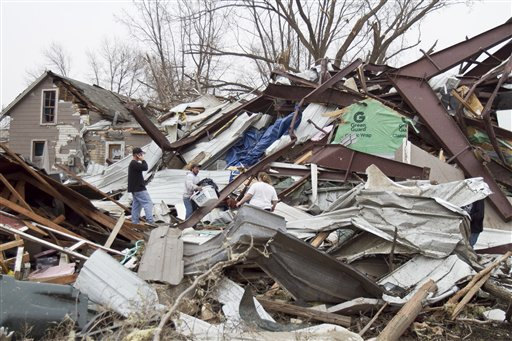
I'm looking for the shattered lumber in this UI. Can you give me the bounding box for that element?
[446,250,512,319]
[256,297,352,327]
[377,279,437,341]
[448,250,512,320]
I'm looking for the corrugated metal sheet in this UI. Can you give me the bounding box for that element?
[266,103,337,155]
[82,140,162,193]
[138,227,183,284]
[378,255,475,305]
[294,103,338,143]
[74,250,161,317]
[145,169,232,206]
[168,94,223,114]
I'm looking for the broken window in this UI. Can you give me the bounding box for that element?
[41,90,57,124]
[106,141,125,162]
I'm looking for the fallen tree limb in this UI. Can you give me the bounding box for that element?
[377,279,437,341]
[359,302,388,337]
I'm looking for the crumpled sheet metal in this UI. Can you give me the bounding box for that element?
[174,312,364,341]
[82,140,162,193]
[365,164,492,207]
[378,254,476,305]
[254,231,383,303]
[353,191,467,258]
[74,250,162,317]
[183,205,382,303]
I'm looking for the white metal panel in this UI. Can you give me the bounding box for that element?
[74,250,162,317]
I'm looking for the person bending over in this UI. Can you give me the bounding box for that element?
[236,172,278,212]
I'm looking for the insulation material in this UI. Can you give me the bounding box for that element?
[332,99,417,158]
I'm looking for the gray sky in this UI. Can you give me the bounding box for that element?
[1,0,511,109]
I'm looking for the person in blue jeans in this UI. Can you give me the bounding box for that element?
[128,147,154,224]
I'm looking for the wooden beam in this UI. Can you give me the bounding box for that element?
[0,224,88,261]
[20,220,48,236]
[450,272,492,319]
[446,250,512,311]
[256,297,351,327]
[52,215,66,225]
[14,180,26,200]
[377,279,437,341]
[6,173,142,240]
[0,239,24,252]
[0,149,138,239]
[104,213,125,248]
[0,196,82,238]
[310,231,329,248]
[0,174,33,211]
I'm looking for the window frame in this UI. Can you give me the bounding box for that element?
[105,141,125,162]
[40,89,58,125]
[30,140,47,160]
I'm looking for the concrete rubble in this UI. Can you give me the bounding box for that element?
[0,20,511,340]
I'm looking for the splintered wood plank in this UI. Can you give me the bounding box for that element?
[0,197,82,239]
[14,246,25,280]
[28,273,77,285]
[104,213,125,248]
[310,231,329,248]
[256,297,351,327]
[294,150,313,164]
[0,239,24,252]
[52,215,66,224]
[4,252,29,267]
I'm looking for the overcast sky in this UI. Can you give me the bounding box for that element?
[1,0,511,109]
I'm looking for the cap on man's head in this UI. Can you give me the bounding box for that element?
[190,163,201,169]
[132,147,144,155]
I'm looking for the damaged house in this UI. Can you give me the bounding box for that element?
[0,70,161,174]
[0,16,511,341]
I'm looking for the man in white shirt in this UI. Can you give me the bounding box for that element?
[236,172,278,211]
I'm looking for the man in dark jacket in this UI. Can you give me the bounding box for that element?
[128,147,154,224]
[468,199,485,247]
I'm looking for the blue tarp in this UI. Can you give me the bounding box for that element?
[226,111,301,168]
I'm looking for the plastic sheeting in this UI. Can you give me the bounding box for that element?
[226,111,300,168]
[225,127,264,167]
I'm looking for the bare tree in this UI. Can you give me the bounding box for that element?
[191,0,449,76]
[119,0,182,106]
[120,0,451,99]
[25,41,73,83]
[43,42,72,76]
[86,38,145,98]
